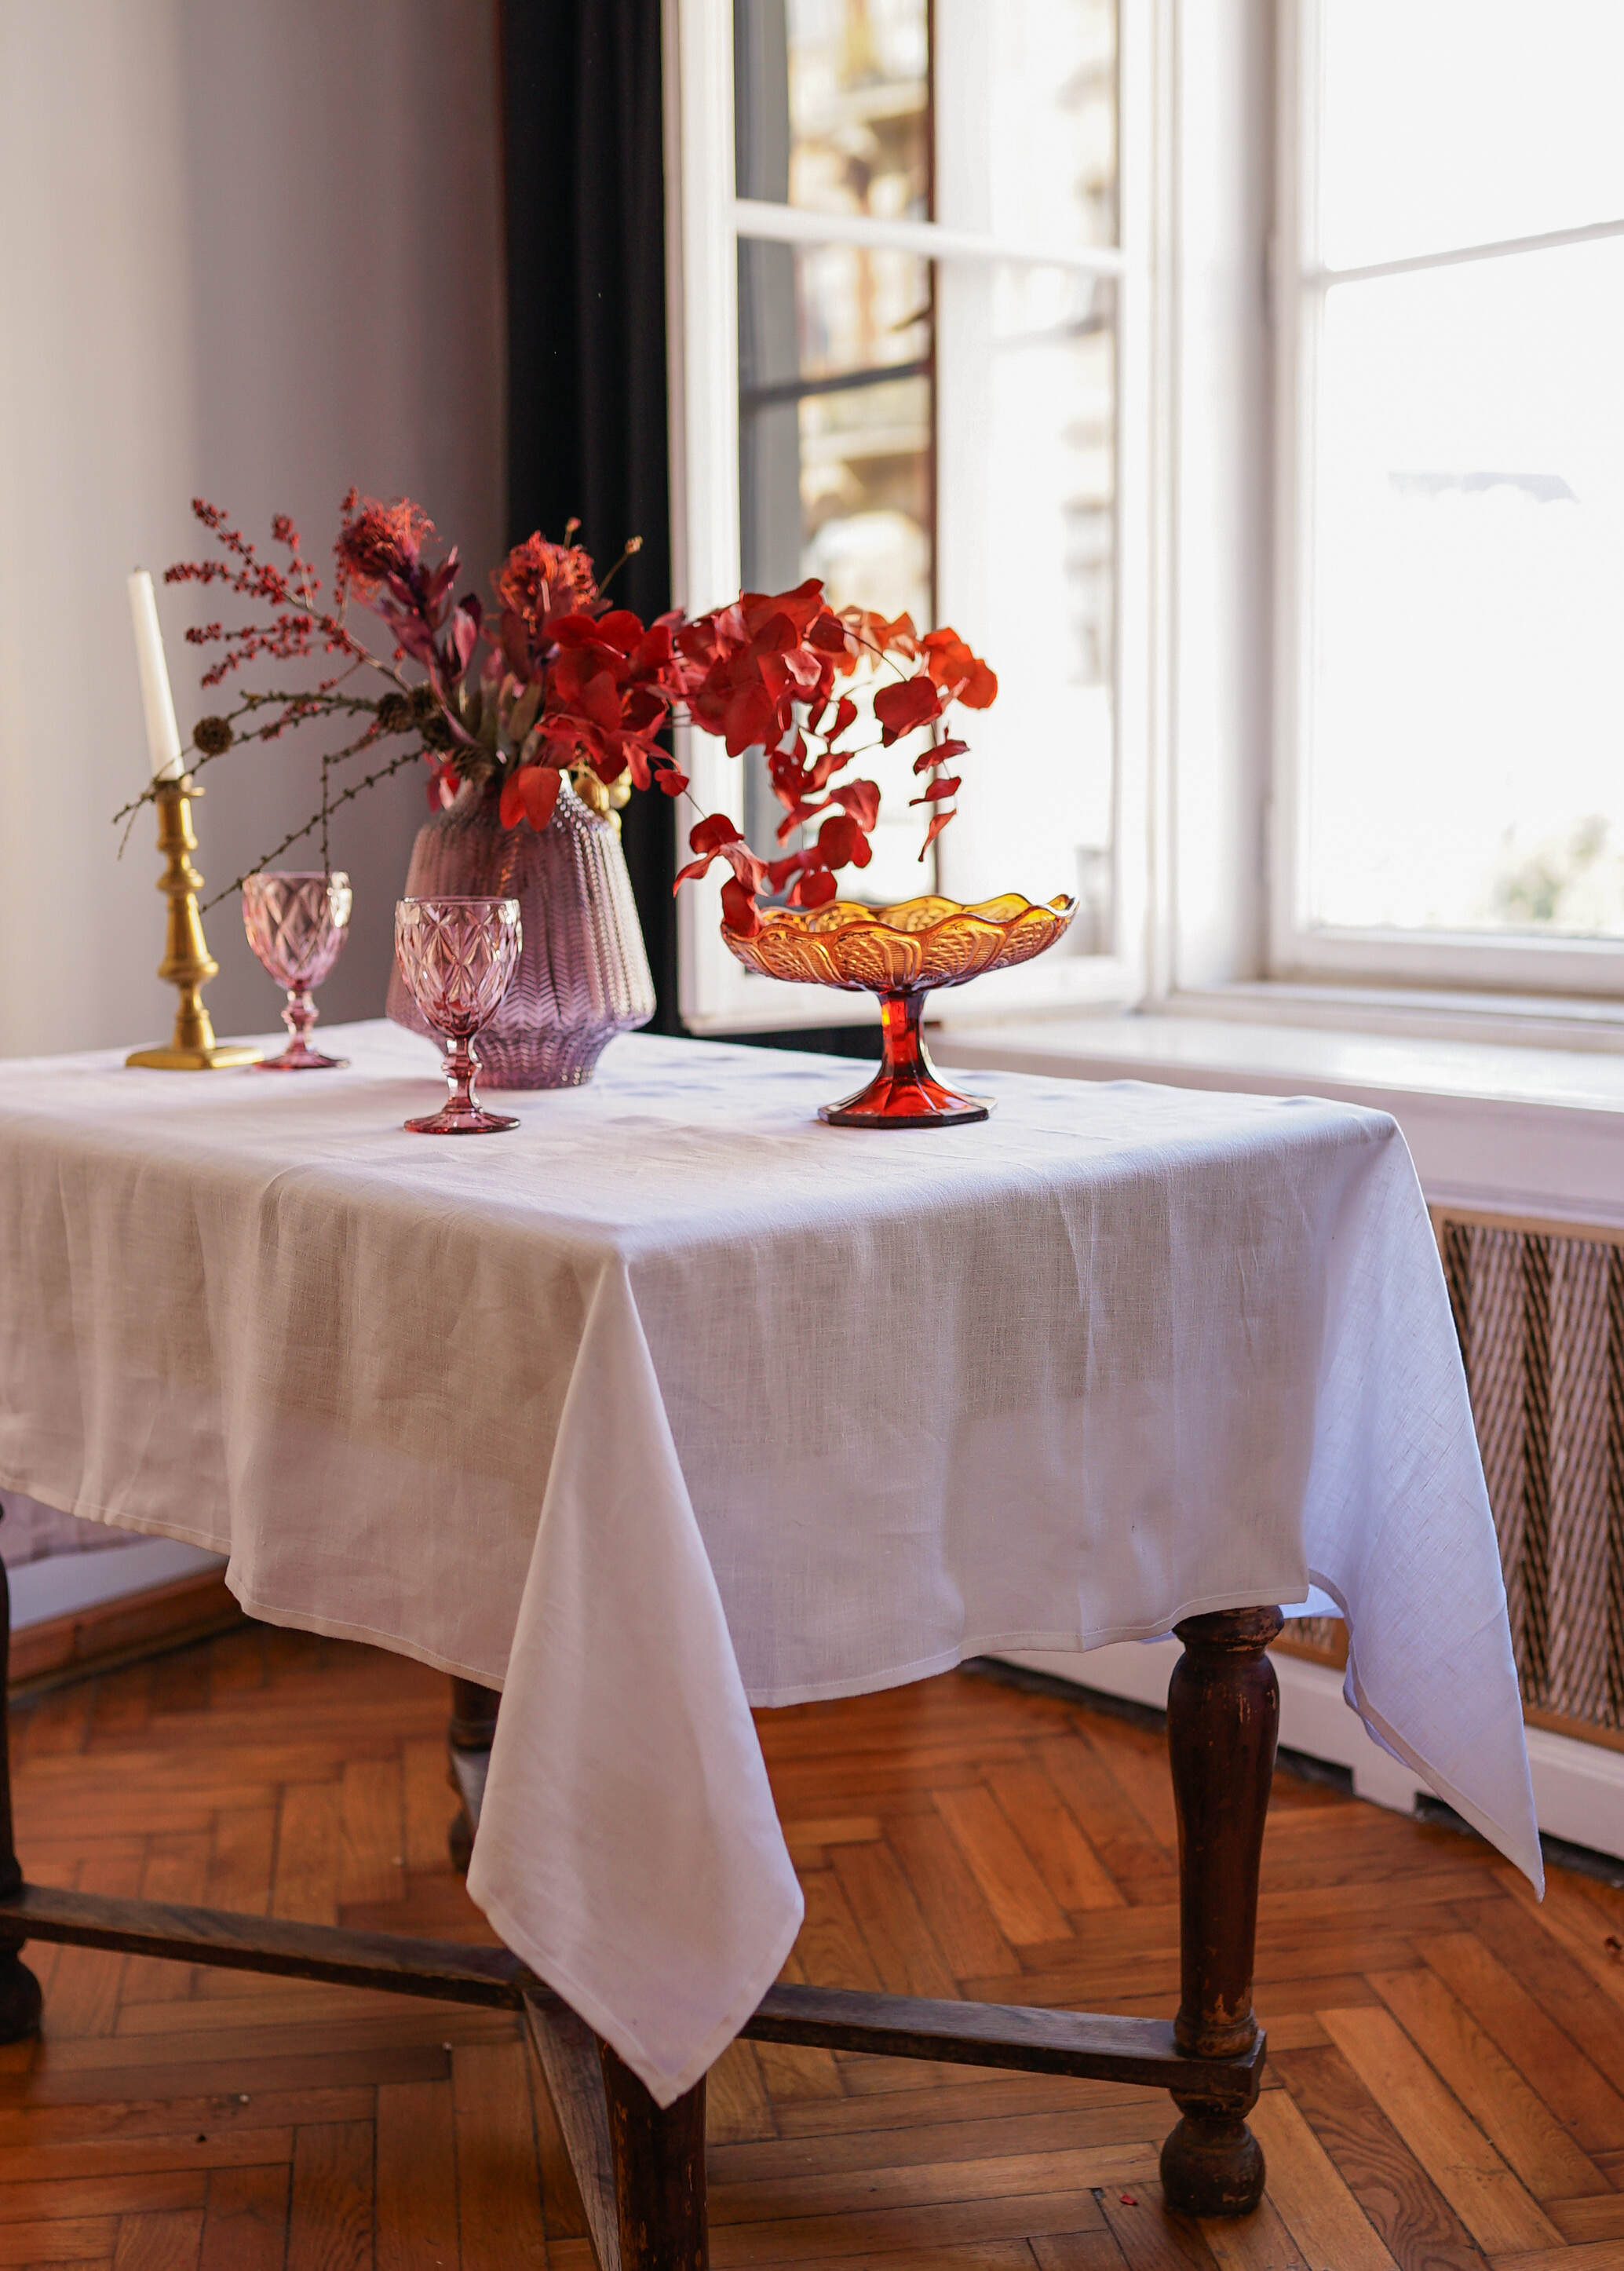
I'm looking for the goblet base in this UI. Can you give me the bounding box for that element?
[820,1072,991,1129]
[404,1104,519,1136]
[256,1040,349,1072]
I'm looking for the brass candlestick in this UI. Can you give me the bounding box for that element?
[126,775,261,1071]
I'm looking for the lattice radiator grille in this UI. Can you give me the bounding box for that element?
[1439,1211,1624,1741]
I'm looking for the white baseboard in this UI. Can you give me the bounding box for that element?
[8,1541,225,1632]
[997,1645,1624,1866]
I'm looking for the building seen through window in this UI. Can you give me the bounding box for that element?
[732,0,1121,935]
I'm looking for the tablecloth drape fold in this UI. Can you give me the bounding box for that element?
[466,1259,805,2097]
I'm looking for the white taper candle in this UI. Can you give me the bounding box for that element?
[127,568,184,781]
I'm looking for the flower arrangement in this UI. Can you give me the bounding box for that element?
[131,494,998,933]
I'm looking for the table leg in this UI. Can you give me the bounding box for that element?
[1159,1603,1282,2218]
[0,1551,41,2043]
[447,1678,499,1872]
[600,2040,708,2271]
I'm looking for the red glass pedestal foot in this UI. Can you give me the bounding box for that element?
[819,991,991,1128]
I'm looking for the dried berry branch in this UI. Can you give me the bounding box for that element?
[199,747,425,912]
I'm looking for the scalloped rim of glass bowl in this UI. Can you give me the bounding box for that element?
[722,891,1078,993]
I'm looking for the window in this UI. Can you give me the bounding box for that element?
[666,0,1148,1031]
[1277,0,1624,995]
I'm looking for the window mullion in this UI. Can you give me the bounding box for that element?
[1309,210,1624,292]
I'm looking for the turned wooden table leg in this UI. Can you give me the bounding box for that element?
[0,1539,42,2042]
[600,2041,708,2271]
[1159,1604,1282,2218]
[447,1678,499,1873]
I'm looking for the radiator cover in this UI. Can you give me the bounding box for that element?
[1438,1210,1624,1743]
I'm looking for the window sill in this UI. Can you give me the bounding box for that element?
[932,1002,1624,1226]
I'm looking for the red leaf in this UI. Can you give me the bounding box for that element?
[721,842,767,891]
[720,875,761,935]
[549,612,611,647]
[776,801,829,842]
[816,812,863,867]
[688,812,745,856]
[873,674,942,744]
[632,623,674,672]
[795,866,838,908]
[806,612,849,654]
[914,738,967,774]
[921,627,998,709]
[957,658,998,707]
[723,681,778,755]
[655,765,688,796]
[908,775,962,805]
[830,776,881,830]
[622,685,667,733]
[919,809,955,856]
[757,577,825,636]
[593,608,646,654]
[499,765,562,832]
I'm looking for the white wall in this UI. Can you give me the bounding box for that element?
[0,0,505,1055]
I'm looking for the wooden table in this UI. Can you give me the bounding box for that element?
[0,1551,1280,2266]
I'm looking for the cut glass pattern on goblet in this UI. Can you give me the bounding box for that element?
[394,896,523,1134]
[242,872,353,1071]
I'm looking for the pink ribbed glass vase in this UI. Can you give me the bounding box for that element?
[384,777,655,1087]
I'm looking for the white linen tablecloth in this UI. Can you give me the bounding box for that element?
[0,1020,1539,2101]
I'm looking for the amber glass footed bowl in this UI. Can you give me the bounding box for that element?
[723,893,1076,1127]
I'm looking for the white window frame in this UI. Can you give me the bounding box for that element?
[1272,0,1624,1001]
[662,0,1161,1035]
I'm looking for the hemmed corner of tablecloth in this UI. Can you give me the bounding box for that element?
[1334,1630,1546,1900]
[464,1869,808,2111]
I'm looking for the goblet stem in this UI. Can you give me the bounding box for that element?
[403,1026,518,1134]
[284,985,316,1051]
[256,979,346,1072]
[444,1032,478,1115]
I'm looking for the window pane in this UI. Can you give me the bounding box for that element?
[1305,241,1624,939]
[731,2,1119,928]
[735,0,929,222]
[1319,2,1624,271]
[935,264,1115,933]
[738,240,934,898]
[936,0,1117,254]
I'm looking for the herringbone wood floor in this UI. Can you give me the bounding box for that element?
[0,1628,1619,2269]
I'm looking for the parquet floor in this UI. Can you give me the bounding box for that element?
[0,1629,1620,2270]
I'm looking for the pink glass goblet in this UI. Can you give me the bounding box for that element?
[394,896,523,1134]
[242,871,353,1070]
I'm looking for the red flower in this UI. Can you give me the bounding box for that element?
[494,535,601,648]
[336,496,434,598]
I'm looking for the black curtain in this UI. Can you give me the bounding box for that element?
[500,0,680,1032]
[499,5,878,1061]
